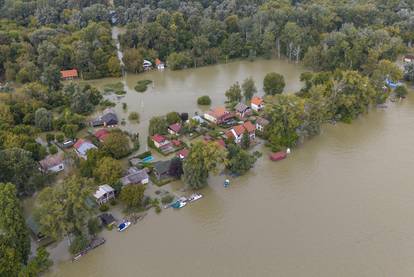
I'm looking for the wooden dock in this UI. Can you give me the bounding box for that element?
[72,237,106,262]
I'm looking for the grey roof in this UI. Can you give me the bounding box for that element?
[256,117,270,126]
[99,213,116,226]
[234,102,250,113]
[92,109,118,126]
[153,160,171,175]
[121,167,149,186]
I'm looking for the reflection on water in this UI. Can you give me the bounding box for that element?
[49,59,414,277]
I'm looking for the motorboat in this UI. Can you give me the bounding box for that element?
[188,193,203,203]
[117,221,131,232]
[171,200,187,209]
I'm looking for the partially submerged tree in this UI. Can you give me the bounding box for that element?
[183,141,227,189]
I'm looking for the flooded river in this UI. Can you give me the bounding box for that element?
[48,58,414,277]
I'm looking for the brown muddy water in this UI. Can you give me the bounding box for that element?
[47,58,414,277]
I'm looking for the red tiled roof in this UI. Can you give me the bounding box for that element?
[172,140,182,147]
[208,107,228,118]
[73,139,84,149]
[216,139,226,148]
[233,125,246,136]
[60,69,78,79]
[251,96,264,106]
[176,148,189,159]
[152,134,166,143]
[155,58,162,65]
[169,123,181,133]
[243,121,256,133]
[95,129,110,141]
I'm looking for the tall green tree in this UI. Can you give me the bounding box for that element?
[120,185,145,209]
[34,108,52,131]
[242,77,257,101]
[226,144,257,176]
[101,130,131,159]
[263,72,285,95]
[148,116,168,135]
[183,141,227,189]
[34,176,93,240]
[0,183,30,264]
[225,82,242,102]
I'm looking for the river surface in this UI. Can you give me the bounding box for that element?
[48,58,414,277]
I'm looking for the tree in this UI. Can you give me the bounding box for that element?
[242,77,257,101]
[225,82,242,102]
[0,103,14,127]
[34,176,93,240]
[183,141,227,189]
[21,247,52,276]
[169,157,183,178]
[148,116,168,135]
[107,56,122,77]
[166,112,181,125]
[0,148,42,195]
[197,95,211,105]
[241,131,250,149]
[395,85,408,98]
[120,185,145,209]
[226,144,257,175]
[35,108,52,131]
[0,183,30,264]
[40,64,61,91]
[123,48,143,73]
[167,52,192,70]
[93,157,123,185]
[101,130,131,159]
[404,62,414,81]
[263,72,285,95]
[0,236,21,277]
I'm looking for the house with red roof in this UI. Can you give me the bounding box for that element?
[226,121,256,144]
[251,96,264,112]
[60,69,78,80]
[155,58,165,70]
[204,107,234,124]
[94,129,110,142]
[74,139,97,159]
[168,123,182,136]
[176,148,189,160]
[152,134,171,149]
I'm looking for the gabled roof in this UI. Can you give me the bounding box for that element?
[152,134,166,143]
[39,153,64,169]
[177,148,189,159]
[234,102,250,113]
[121,168,149,186]
[60,69,78,79]
[256,117,270,126]
[251,96,264,106]
[74,139,97,155]
[153,160,171,175]
[207,107,228,118]
[233,124,246,136]
[169,123,181,133]
[155,58,163,65]
[93,184,114,199]
[243,121,256,133]
[95,129,110,141]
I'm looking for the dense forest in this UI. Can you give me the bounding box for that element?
[0,0,413,275]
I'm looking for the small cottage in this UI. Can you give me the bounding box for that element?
[226,121,256,144]
[99,213,116,227]
[91,109,118,127]
[155,58,165,70]
[251,96,264,112]
[153,160,172,180]
[403,55,414,63]
[234,102,252,119]
[93,184,115,205]
[152,134,170,148]
[60,69,78,80]
[121,167,149,186]
[74,139,97,159]
[168,123,182,136]
[176,148,189,160]
[94,129,110,142]
[39,153,64,173]
[204,107,234,124]
[256,117,270,132]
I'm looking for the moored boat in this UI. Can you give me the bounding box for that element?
[188,193,203,203]
[171,200,187,209]
[269,151,287,161]
[118,221,131,232]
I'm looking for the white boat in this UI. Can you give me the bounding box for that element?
[172,199,187,209]
[188,193,203,203]
[117,221,131,232]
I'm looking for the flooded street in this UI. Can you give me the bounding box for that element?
[49,59,414,277]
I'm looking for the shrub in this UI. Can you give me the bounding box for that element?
[395,85,408,98]
[110,199,118,206]
[128,112,140,122]
[122,103,127,110]
[56,133,64,143]
[155,206,161,214]
[46,133,55,144]
[197,95,211,105]
[69,235,89,255]
[161,194,174,205]
[103,82,126,95]
[134,80,152,92]
[48,145,58,155]
[99,204,109,212]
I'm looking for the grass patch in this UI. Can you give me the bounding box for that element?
[134,80,152,92]
[103,82,126,95]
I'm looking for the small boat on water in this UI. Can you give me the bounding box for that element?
[188,193,203,203]
[224,179,230,188]
[171,199,187,209]
[117,221,131,232]
[269,151,287,161]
